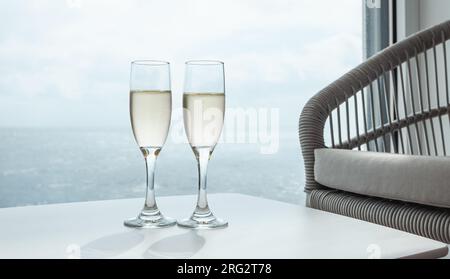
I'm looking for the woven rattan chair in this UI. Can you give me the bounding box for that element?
[299,20,450,243]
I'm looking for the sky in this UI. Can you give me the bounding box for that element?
[0,0,362,128]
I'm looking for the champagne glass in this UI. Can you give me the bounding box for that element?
[124,60,176,228]
[178,60,228,229]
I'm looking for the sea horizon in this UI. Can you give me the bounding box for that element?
[0,126,305,208]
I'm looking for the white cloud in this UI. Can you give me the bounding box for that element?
[0,0,362,126]
[225,33,361,84]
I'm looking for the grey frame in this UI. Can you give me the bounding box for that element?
[299,20,450,243]
[364,0,392,152]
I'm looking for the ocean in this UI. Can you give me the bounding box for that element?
[0,127,305,208]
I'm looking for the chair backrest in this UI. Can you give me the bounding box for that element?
[299,20,450,192]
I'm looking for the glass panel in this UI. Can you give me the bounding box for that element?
[0,1,362,208]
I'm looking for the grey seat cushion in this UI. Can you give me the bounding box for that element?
[314,149,450,209]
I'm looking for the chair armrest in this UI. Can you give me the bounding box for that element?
[299,20,450,192]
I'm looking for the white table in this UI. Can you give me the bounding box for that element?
[0,193,447,259]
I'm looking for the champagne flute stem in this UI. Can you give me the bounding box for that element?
[195,147,211,213]
[124,145,175,228]
[141,147,159,211]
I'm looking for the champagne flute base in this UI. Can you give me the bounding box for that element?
[177,211,228,229]
[124,210,176,228]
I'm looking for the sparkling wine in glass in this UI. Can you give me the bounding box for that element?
[124,60,176,228]
[178,60,228,229]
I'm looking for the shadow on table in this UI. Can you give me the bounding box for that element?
[81,231,145,259]
[143,231,205,259]
[80,230,205,259]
